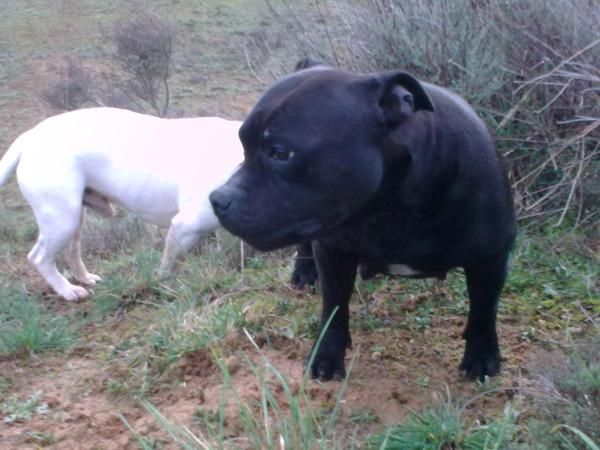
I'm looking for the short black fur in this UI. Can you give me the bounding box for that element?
[210,60,516,382]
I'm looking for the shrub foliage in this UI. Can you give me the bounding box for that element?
[255,0,600,229]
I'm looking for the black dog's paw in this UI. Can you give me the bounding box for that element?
[459,351,501,381]
[291,259,318,290]
[358,263,378,280]
[310,352,346,381]
[307,332,347,381]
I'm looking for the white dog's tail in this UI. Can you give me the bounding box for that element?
[0,134,24,187]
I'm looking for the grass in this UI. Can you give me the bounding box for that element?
[503,230,600,332]
[365,331,599,450]
[1,389,49,424]
[0,288,78,356]
[367,391,519,450]
[2,202,596,448]
[122,329,362,450]
[101,244,597,449]
[0,0,276,154]
[522,335,600,449]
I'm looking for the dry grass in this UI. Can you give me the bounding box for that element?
[248,0,600,230]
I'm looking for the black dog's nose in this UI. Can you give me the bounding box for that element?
[209,189,232,215]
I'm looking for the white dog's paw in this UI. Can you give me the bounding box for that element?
[154,268,167,280]
[80,273,102,286]
[60,284,91,302]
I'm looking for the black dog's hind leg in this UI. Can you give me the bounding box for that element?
[309,242,357,380]
[460,255,509,380]
[291,241,319,289]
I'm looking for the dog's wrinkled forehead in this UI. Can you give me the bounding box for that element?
[240,69,368,149]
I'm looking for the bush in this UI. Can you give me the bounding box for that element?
[252,0,600,229]
[39,12,175,116]
[331,0,509,106]
[112,12,175,116]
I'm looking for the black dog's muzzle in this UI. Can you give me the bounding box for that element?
[209,186,235,217]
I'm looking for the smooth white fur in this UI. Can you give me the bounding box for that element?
[0,107,243,301]
[387,264,422,276]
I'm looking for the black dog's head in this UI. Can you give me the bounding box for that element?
[210,61,434,251]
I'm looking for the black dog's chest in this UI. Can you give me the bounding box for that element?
[325,210,459,276]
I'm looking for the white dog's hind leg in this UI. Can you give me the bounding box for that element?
[65,210,102,286]
[26,206,91,301]
[28,237,91,301]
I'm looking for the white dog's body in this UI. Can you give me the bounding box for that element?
[0,107,243,301]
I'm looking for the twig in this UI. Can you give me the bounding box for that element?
[316,0,341,67]
[515,38,600,94]
[513,120,600,188]
[556,116,600,125]
[242,43,264,83]
[578,301,600,332]
[496,86,534,130]
[448,59,475,77]
[555,141,586,227]
[535,77,572,114]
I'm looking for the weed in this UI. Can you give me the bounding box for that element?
[124,326,362,449]
[526,335,600,448]
[350,407,380,425]
[367,390,519,450]
[91,248,168,317]
[104,378,131,397]
[192,406,222,436]
[0,289,77,356]
[120,412,163,450]
[415,376,430,388]
[81,211,157,259]
[500,231,600,333]
[23,430,56,446]
[147,297,246,368]
[0,376,12,395]
[1,390,49,423]
[553,425,600,450]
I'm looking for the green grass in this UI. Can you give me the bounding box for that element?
[0,288,78,356]
[503,231,600,329]
[1,389,49,423]
[366,389,519,450]
[523,335,600,449]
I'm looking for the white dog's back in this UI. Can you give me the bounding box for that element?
[15,108,242,226]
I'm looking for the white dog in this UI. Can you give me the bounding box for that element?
[0,107,243,301]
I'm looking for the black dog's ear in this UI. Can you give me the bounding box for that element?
[294,57,327,72]
[375,71,434,127]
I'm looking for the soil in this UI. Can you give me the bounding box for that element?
[0,296,537,449]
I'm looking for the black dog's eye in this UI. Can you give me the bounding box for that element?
[270,145,295,161]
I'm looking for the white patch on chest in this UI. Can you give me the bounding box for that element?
[387,264,423,276]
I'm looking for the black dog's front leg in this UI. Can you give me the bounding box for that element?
[308,242,357,380]
[460,255,509,380]
[290,241,318,289]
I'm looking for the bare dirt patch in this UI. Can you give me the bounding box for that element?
[0,303,535,449]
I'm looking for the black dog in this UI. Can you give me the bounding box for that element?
[210,59,516,381]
